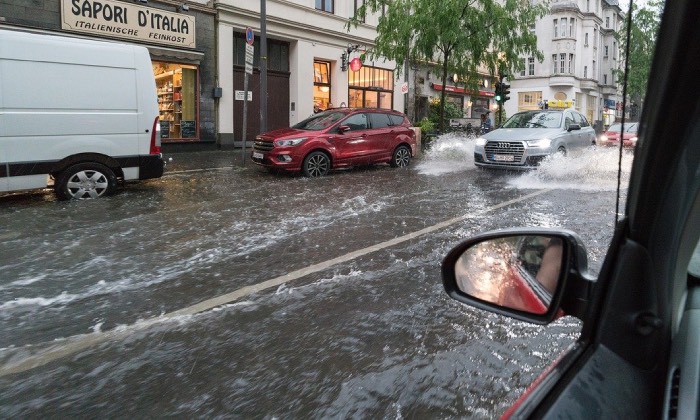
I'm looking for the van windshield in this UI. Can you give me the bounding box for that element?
[292,112,346,131]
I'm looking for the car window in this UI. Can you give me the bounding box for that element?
[502,111,562,129]
[342,113,369,131]
[388,114,406,126]
[292,111,346,130]
[573,112,590,127]
[564,114,575,129]
[368,113,391,129]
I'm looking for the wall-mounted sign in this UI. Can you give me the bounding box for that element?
[235,90,253,101]
[61,0,196,48]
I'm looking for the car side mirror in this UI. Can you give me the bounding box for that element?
[338,125,351,133]
[568,123,581,132]
[441,228,594,324]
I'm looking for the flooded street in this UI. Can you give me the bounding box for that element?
[0,134,633,417]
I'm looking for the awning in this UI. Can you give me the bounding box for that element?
[431,83,495,97]
[147,45,204,65]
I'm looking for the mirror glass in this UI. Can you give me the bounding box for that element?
[454,235,563,314]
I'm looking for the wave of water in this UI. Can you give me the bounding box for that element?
[416,133,634,191]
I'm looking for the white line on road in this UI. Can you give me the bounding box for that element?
[164,167,234,176]
[0,188,551,377]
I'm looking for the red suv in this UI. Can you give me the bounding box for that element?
[251,108,417,177]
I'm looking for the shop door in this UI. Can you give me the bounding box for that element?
[233,69,290,144]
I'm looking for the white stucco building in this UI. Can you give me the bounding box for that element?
[215,1,404,146]
[507,0,624,129]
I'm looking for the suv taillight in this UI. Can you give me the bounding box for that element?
[150,116,161,155]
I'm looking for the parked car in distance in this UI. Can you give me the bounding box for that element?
[251,108,417,177]
[473,109,596,169]
[597,122,639,148]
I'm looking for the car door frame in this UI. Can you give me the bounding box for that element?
[505,0,700,417]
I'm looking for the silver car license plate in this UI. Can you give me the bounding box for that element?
[253,152,264,159]
[494,154,514,162]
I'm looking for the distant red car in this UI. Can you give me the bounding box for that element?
[251,108,417,177]
[597,122,639,148]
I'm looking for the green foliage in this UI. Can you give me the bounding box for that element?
[418,117,435,134]
[613,1,664,105]
[428,100,463,129]
[347,0,547,132]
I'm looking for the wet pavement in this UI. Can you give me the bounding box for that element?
[0,135,633,417]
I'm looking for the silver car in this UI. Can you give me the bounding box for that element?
[474,109,597,169]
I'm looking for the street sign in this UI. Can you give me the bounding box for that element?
[245,43,254,75]
[245,27,254,45]
[235,90,253,101]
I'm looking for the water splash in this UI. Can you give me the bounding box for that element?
[508,147,634,191]
[415,133,475,175]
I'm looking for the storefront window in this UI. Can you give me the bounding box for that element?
[153,61,198,140]
[348,65,393,109]
[314,61,331,110]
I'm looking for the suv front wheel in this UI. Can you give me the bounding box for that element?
[302,151,331,177]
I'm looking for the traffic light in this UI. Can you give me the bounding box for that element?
[494,82,502,103]
[501,83,511,104]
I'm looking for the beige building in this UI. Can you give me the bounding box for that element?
[508,0,624,128]
[216,1,404,146]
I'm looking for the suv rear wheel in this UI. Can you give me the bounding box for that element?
[390,145,411,168]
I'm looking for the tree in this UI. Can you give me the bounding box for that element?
[613,1,664,117]
[348,0,547,132]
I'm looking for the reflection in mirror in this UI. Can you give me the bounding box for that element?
[454,235,563,315]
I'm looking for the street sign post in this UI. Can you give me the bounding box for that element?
[241,28,254,166]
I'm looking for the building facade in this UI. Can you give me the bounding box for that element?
[215,0,405,147]
[508,0,624,129]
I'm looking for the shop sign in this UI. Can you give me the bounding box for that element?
[235,91,253,101]
[605,99,616,108]
[431,83,495,97]
[61,0,196,48]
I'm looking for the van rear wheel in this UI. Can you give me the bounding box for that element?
[55,163,117,200]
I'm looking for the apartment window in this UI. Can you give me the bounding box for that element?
[584,66,588,78]
[606,17,610,28]
[529,23,536,33]
[560,18,567,38]
[518,91,542,111]
[604,45,609,58]
[553,19,558,38]
[593,60,597,78]
[604,74,608,84]
[569,18,575,37]
[586,0,590,12]
[613,41,617,59]
[315,0,333,13]
[520,60,526,76]
[568,54,574,74]
[353,0,365,22]
[552,54,557,74]
[528,57,535,75]
[560,53,566,74]
[585,33,589,46]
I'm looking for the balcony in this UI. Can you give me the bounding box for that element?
[549,75,576,87]
[580,79,598,91]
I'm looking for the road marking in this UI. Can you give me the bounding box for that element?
[0,188,551,377]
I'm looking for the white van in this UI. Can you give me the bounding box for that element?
[0,29,164,200]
